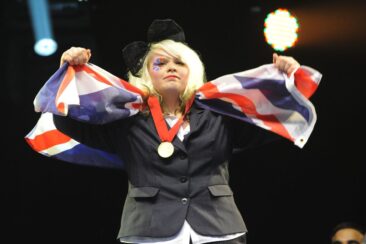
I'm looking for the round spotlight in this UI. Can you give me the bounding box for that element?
[34,38,58,56]
[264,9,299,52]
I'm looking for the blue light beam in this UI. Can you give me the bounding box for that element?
[27,0,57,56]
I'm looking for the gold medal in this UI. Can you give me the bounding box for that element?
[157,142,174,158]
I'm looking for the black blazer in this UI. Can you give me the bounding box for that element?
[53,101,279,238]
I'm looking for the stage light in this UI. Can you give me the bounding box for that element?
[264,9,299,52]
[34,38,58,56]
[27,0,58,56]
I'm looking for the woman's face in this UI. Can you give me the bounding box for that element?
[147,50,189,97]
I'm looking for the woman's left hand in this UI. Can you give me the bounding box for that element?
[273,53,300,77]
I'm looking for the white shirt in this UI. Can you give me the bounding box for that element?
[119,115,246,244]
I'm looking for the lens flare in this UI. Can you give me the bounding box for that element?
[264,9,299,52]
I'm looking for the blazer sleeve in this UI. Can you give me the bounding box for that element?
[226,116,283,153]
[53,114,131,154]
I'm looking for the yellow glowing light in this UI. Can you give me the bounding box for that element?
[264,9,299,51]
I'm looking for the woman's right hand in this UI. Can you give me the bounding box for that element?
[60,47,91,67]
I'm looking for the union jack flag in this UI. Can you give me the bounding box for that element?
[25,63,321,169]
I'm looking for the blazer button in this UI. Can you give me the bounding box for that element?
[181,198,188,204]
[180,176,187,183]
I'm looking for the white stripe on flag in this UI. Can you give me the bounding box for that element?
[75,70,112,95]
[26,112,57,139]
[40,139,79,156]
[56,76,80,114]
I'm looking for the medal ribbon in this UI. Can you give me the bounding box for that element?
[147,95,195,143]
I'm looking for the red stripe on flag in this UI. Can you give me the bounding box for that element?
[76,65,146,96]
[75,65,114,86]
[199,82,293,140]
[294,68,318,99]
[117,79,146,96]
[198,82,218,98]
[55,66,76,113]
[25,129,72,152]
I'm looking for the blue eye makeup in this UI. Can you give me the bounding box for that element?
[153,65,160,72]
[152,57,164,71]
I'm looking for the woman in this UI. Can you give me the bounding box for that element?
[35,19,312,244]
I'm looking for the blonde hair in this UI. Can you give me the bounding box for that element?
[128,39,206,111]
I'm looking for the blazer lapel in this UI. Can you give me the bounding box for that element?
[172,134,187,154]
[167,119,187,154]
[144,113,162,142]
[183,101,205,142]
[168,101,205,154]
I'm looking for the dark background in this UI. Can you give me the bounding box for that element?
[2,0,365,243]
